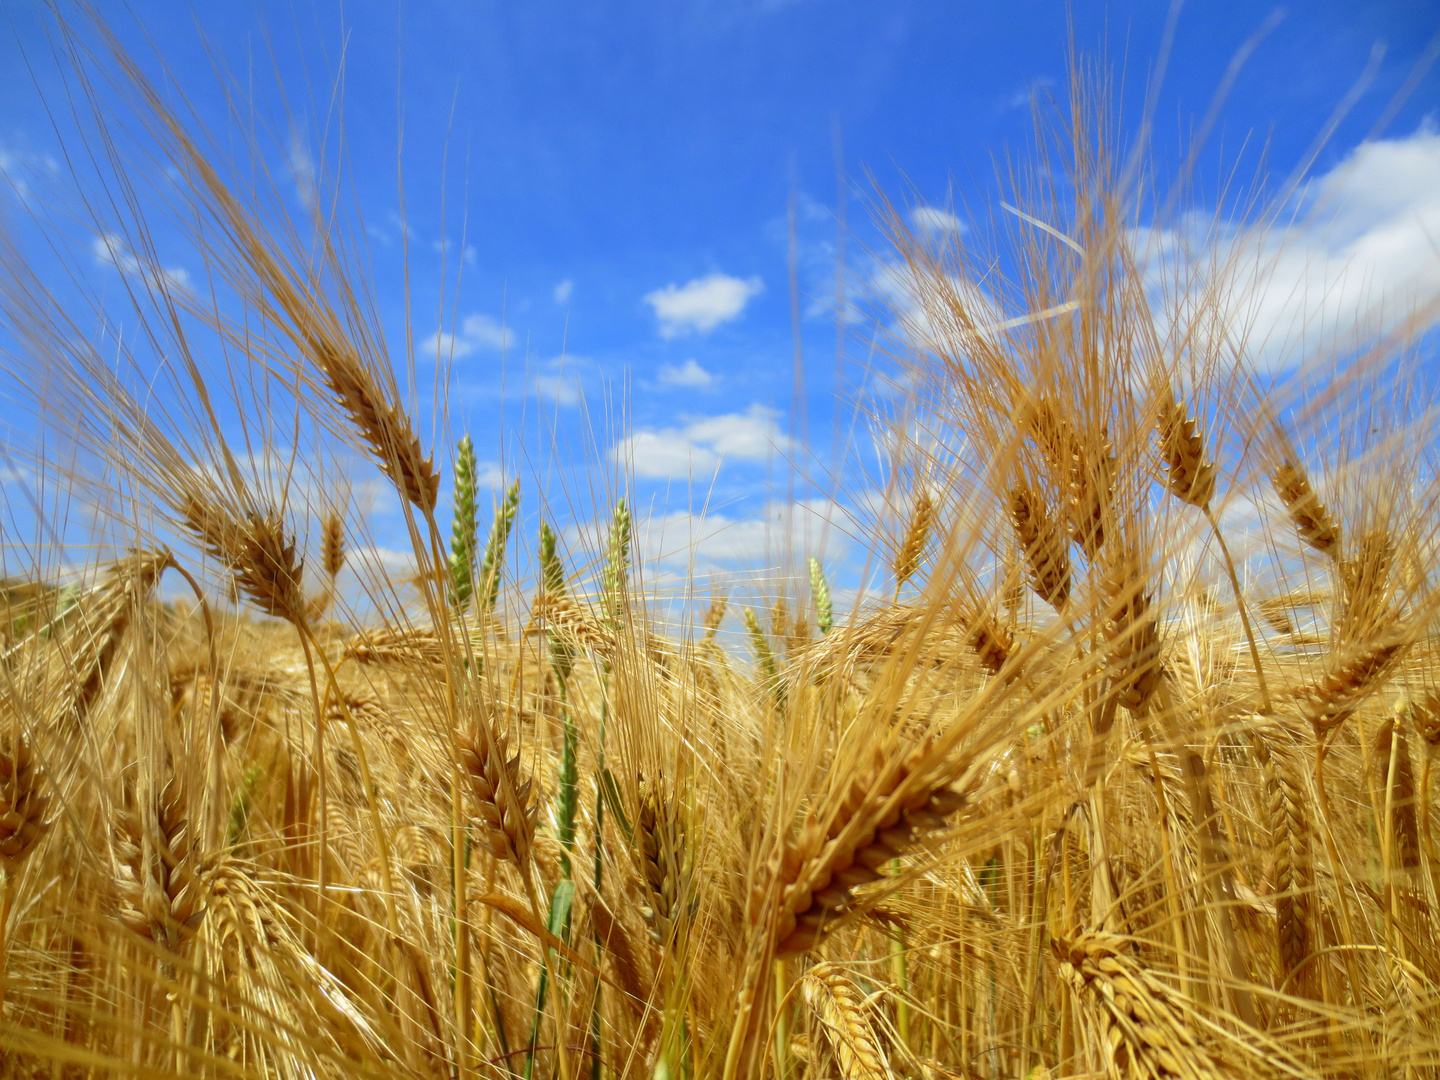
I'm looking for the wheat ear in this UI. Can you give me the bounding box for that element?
[745,608,779,688]
[637,774,690,943]
[894,490,935,595]
[962,604,1014,677]
[1010,481,1071,609]
[179,494,306,624]
[322,509,346,583]
[1101,557,1162,713]
[114,777,209,951]
[477,478,521,616]
[1055,929,1230,1080]
[809,558,834,636]
[1377,712,1422,873]
[457,729,538,869]
[1071,432,1114,558]
[449,435,480,609]
[1272,460,1340,556]
[1156,394,1216,510]
[803,965,894,1080]
[1155,394,1270,709]
[1251,731,1317,999]
[0,739,49,871]
[703,593,729,642]
[0,734,48,1022]
[770,754,967,957]
[1301,633,1406,733]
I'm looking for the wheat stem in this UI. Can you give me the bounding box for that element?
[1203,507,1272,714]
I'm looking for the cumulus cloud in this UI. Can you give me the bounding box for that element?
[911,206,965,235]
[421,314,514,360]
[633,499,851,570]
[645,273,763,337]
[1147,126,1440,369]
[612,404,789,479]
[532,371,583,407]
[657,359,715,389]
[554,279,574,304]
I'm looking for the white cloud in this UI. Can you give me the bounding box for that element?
[554,279,574,304]
[612,404,789,479]
[657,359,715,389]
[352,545,419,579]
[575,498,852,580]
[1145,126,1440,369]
[532,371,582,407]
[911,207,965,235]
[644,273,763,337]
[474,461,507,489]
[422,313,515,360]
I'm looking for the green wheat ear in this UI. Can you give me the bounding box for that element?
[602,499,631,623]
[478,479,522,616]
[449,435,479,609]
[808,557,832,635]
[539,521,575,682]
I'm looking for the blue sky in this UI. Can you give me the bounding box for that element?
[1,0,1438,603]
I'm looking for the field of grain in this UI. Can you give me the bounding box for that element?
[0,16,1437,1080]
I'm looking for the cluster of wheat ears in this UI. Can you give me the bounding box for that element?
[0,18,1437,1080]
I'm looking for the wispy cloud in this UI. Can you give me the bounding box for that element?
[613,404,789,479]
[421,314,515,360]
[90,232,190,292]
[645,273,763,337]
[911,206,965,235]
[657,359,715,389]
[554,279,574,304]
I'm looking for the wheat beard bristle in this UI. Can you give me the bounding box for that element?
[1272,461,1339,555]
[456,730,537,868]
[1055,929,1230,1080]
[769,760,967,957]
[1157,395,1216,510]
[1010,482,1071,609]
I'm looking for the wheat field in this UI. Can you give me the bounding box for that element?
[0,14,1437,1080]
